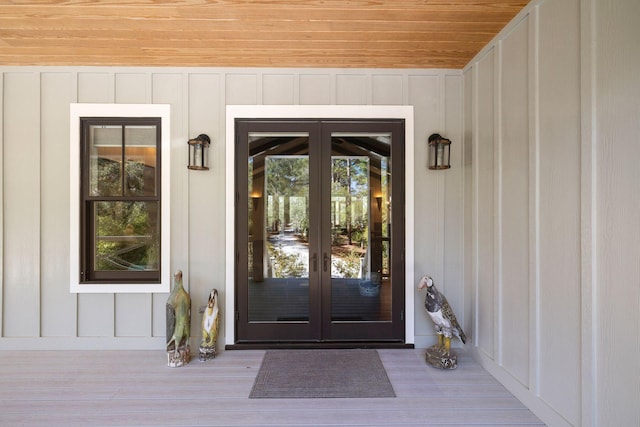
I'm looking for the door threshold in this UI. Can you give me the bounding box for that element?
[226,342,414,350]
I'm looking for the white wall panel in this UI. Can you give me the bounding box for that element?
[299,74,331,105]
[225,74,258,105]
[537,0,581,423]
[499,17,530,386]
[40,72,77,337]
[115,294,150,337]
[0,67,462,362]
[78,294,114,337]
[408,75,442,344]
[336,74,367,105]
[262,74,295,105]
[461,0,640,424]
[2,73,41,337]
[372,75,403,105]
[188,73,223,343]
[594,0,640,425]
[78,72,113,103]
[115,73,148,103]
[475,50,496,359]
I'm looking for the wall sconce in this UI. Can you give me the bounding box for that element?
[187,134,211,170]
[428,133,451,170]
[375,195,383,211]
[250,193,262,210]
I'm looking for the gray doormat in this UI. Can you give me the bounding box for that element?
[249,349,396,398]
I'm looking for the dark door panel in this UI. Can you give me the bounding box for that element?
[235,119,405,344]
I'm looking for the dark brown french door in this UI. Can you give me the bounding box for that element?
[235,119,405,344]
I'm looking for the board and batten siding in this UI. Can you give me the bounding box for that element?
[464,0,640,426]
[0,67,464,351]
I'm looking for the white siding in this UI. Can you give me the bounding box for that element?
[475,49,496,360]
[499,16,530,387]
[537,0,581,421]
[3,73,41,338]
[0,67,463,353]
[41,72,76,337]
[593,1,640,426]
[465,0,640,425]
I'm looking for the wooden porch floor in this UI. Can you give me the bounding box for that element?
[0,348,545,426]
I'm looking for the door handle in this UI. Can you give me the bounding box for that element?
[312,253,318,272]
[323,253,329,272]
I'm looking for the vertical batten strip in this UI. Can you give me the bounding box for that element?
[436,74,445,292]
[529,4,542,398]
[181,72,190,293]
[0,71,3,338]
[472,65,480,348]
[71,71,79,338]
[579,0,596,424]
[494,39,504,367]
[35,70,44,339]
[461,68,474,341]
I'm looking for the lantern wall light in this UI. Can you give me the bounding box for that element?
[428,133,451,170]
[187,134,211,170]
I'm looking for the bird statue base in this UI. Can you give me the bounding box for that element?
[167,345,191,368]
[199,345,217,361]
[425,345,458,370]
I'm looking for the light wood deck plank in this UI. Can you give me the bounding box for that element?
[0,348,545,426]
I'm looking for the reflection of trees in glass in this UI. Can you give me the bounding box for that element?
[93,157,148,196]
[333,249,362,278]
[331,157,369,245]
[268,243,306,278]
[95,201,158,271]
[265,157,308,233]
[331,157,369,278]
[93,158,158,271]
[260,155,376,279]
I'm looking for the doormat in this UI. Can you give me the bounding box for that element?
[249,349,396,398]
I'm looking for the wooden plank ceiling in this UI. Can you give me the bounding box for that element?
[0,1,528,69]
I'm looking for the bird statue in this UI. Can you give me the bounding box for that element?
[418,275,466,357]
[199,288,220,361]
[166,270,191,367]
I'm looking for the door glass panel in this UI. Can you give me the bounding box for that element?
[330,133,392,322]
[248,133,310,322]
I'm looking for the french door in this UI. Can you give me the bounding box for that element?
[235,119,405,344]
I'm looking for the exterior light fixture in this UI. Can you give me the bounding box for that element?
[374,194,383,211]
[427,133,451,170]
[187,134,211,170]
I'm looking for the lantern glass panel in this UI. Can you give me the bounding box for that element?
[188,139,209,170]
[428,143,437,169]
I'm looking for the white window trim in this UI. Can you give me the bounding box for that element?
[224,105,415,345]
[69,103,171,293]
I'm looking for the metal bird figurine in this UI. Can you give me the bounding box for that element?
[166,270,191,367]
[418,275,466,355]
[199,288,220,361]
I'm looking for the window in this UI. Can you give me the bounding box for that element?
[70,104,170,293]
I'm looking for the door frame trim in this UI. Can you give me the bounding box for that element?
[225,105,415,346]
